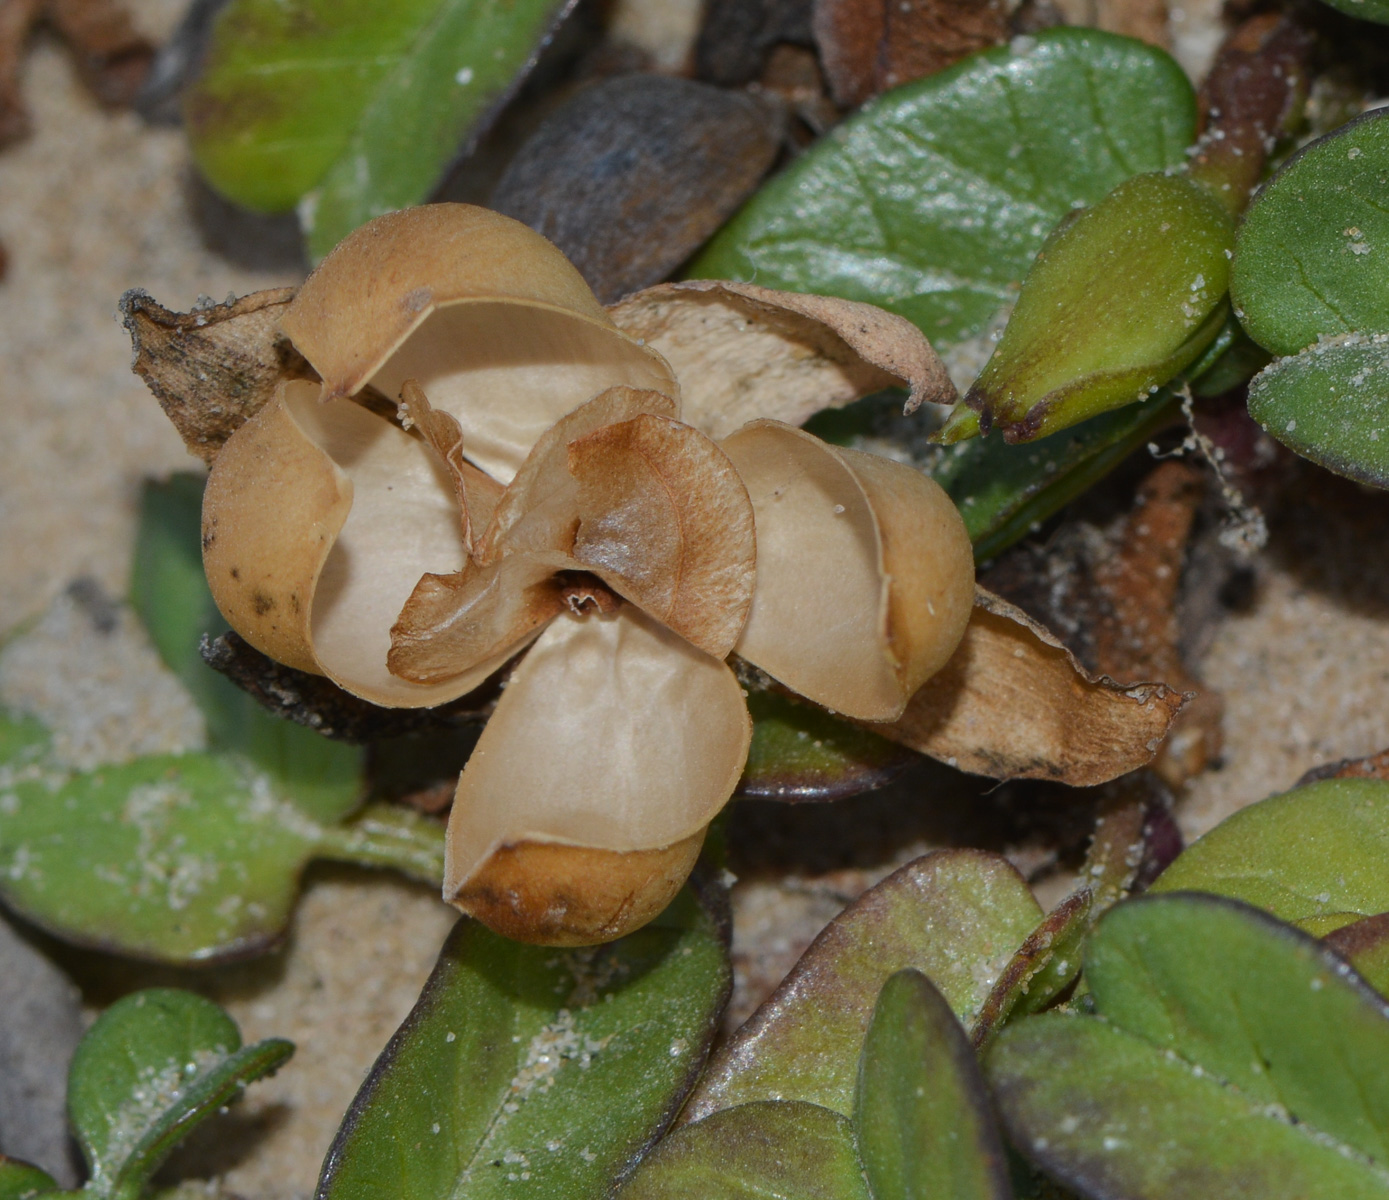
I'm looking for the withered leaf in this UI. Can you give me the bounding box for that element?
[491,76,783,304]
[120,287,306,463]
[47,0,154,106]
[0,0,42,145]
[1298,748,1389,787]
[695,0,814,86]
[881,587,1187,786]
[201,630,498,743]
[813,0,1009,109]
[609,280,955,441]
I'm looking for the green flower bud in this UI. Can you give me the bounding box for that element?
[959,171,1234,443]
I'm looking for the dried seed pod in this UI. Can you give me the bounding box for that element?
[722,420,975,720]
[444,608,751,945]
[281,205,678,483]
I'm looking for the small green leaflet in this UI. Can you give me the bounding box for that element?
[184,0,576,259]
[67,989,292,1200]
[1234,110,1389,487]
[317,893,729,1200]
[1150,778,1389,933]
[616,1102,870,1200]
[988,894,1389,1199]
[855,970,1012,1200]
[692,28,1196,351]
[682,850,1041,1120]
[0,708,442,962]
[0,1159,57,1200]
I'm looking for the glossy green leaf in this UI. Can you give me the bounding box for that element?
[1327,914,1389,998]
[0,1159,57,1200]
[929,391,1181,560]
[1245,334,1389,488]
[1233,109,1389,356]
[683,850,1041,1120]
[317,893,729,1200]
[989,894,1389,1199]
[617,1102,869,1200]
[692,29,1196,352]
[131,476,362,824]
[185,0,574,254]
[0,709,443,962]
[68,989,292,1200]
[738,690,914,801]
[1150,778,1389,930]
[1313,0,1389,25]
[961,172,1231,442]
[855,969,1012,1200]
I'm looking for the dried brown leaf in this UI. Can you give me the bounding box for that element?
[120,287,306,463]
[569,413,756,659]
[608,280,954,441]
[812,0,1008,109]
[46,0,153,106]
[1298,749,1389,788]
[0,0,42,145]
[881,587,1187,786]
[491,76,783,304]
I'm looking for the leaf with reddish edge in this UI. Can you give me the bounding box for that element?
[682,850,1041,1121]
[856,970,1012,1200]
[317,889,729,1200]
[1327,914,1389,999]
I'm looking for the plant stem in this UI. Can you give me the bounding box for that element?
[316,803,447,886]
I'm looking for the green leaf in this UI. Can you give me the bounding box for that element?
[1327,914,1389,998]
[1233,109,1389,356]
[131,476,363,824]
[1150,778,1389,930]
[616,1102,870,1200]
[0,1159,57,1200]
[67,989,292,1200]
[1245,334,1389,488]
[854,969,1012,1200]
[185,0,574,253]
[683,850,1041,1120]
[317,895,729,1200]
[963,172,1232,441]
[989,894,1389,1198]
[738,690,913,801]
[929,391,1181,560]
[1311,0,1389,25]
[692,29,1196,352]
[0,709,443,962]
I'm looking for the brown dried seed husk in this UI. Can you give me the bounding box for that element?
[879,588,1187,786]
[451,834,706,947]
[444,607,751,944]
[120,287,306,463]
[281,204,677,483]
[569,413,756,659]
[813,0,1009,109]
[722,420,974,721]
[1297,748,1389,788]
[608,280,955,441]
[204,379,504,706]
[491,75,783,304]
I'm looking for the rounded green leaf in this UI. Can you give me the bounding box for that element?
[185,0,573,243]
[1246,334,1389,488]
[1233,109,1389,356]
[691,28,1197,351]
[617,1102,870,1200]
[1150,778,1389,928]
[990,894,1389,1199]
[683,851,1041,1120]
[966,172,1232,441]
[317,896,729,1200]
[68,989,292,1200]
[854,970,1010,1200]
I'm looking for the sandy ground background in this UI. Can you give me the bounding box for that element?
[2,3,1388,1196]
